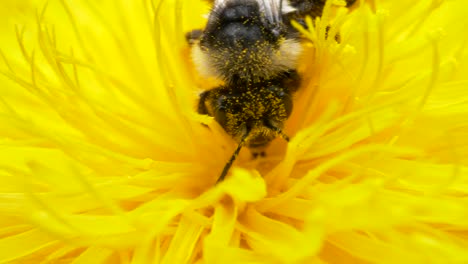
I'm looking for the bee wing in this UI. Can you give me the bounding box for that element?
[208,0,296,24]
[259,0,297,23]
[260,0,280,23]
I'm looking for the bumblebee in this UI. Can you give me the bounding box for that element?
[187,0,356,182]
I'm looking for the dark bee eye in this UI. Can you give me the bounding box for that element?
[283,94,293,117]
[214,106,227,128]
[213,94,230,128]
[213,94,243,128]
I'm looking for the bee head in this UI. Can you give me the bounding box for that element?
[212,84,292,143]
[192,0,302,83]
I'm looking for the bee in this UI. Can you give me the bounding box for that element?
[187,0,356,182]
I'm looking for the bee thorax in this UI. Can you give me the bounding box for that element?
[191,0,302,82]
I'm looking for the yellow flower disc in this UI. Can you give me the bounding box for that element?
[0,0,467,263]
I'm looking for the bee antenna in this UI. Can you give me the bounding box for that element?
[264,121,290,142]
[216,129,250,183]
[275,127,290,142]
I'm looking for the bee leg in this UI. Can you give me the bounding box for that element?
[286,0,357,40]
[185,29,203,45]
[288,0,324,17]
[288,0,357,17]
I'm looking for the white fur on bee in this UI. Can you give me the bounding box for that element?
[191,38,302,80]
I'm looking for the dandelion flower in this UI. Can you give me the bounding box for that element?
[1,0,468,263]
